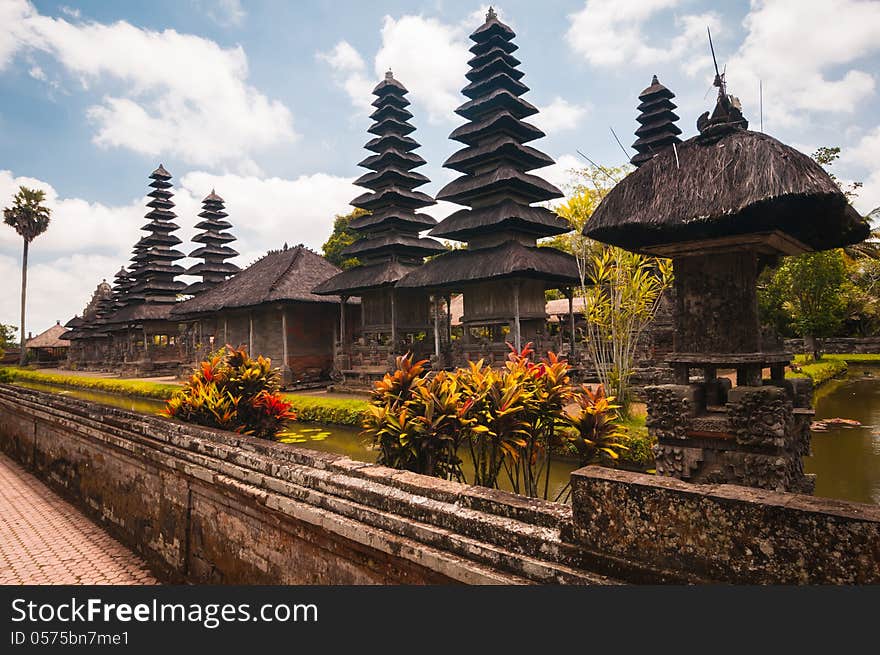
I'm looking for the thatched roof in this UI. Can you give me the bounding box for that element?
[585,128,869,252]
[173,245,347,316]
[104,302,175,325]
[26,322,69,349]
[312,260,418,296]
[396,241,579,289]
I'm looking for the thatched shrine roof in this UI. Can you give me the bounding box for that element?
[316,70,443,296]
[585,128,869,253]
[173,245,347,317]
[313,260,420,296]
[26,322,69,349]
[185,190,240,295]
[427,8,569,241]
[396,241,579,289]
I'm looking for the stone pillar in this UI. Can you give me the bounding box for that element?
[513,280,521,351]
[280,306,292,387]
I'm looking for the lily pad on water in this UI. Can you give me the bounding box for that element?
[277,427,333,444]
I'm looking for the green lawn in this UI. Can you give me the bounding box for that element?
[787,358,848,386]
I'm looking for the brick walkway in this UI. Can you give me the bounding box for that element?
[0,453,160,584]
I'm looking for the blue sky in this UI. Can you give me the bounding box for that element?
[1,0,879,336]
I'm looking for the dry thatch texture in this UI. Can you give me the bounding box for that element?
[585,129,869,251]
[173,246,346,316]
[312,260,417,295]
[396,240,579,289]
[26,323,69,349]
[104,302,175,325]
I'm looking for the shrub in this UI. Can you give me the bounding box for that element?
[0,367,179,399]
[286,396,367,426]
[0,367,13,383]
[364,346,627,499]
[162,346,295,439]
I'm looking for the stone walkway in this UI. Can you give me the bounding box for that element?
[0,452,160,585]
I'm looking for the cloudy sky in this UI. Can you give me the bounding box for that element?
[1,0,879,338]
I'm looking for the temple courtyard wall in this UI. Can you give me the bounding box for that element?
[1,383,877,584]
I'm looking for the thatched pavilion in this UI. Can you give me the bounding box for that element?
[313,71,443,375]
[585,74,870,492]
[397,8,579,365]
[173,245,358,387]
[25,321,69,366]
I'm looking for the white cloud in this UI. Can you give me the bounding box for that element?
[534,97,590,133]
[844,127,880,215]
[727,0,880,128]
[0,166,357,334]
[319,14,470,124]
[202,0,246,27]
[1,1,294,169]
[565,0,720,72]
[28,64,45,80]
[317,41,373,112]
[59,6,80,20]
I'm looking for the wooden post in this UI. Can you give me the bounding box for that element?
[445,295,452,345]
[513,281,521,351]
[281,307,289,367]
[248,312,254,355]
[567,288,576,360]
[340,296,348,355]
[223,318,228,345]
[142,327,149,359]
[390,289,397,355]
[433,295,441,364]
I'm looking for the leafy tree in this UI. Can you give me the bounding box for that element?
[811,147,862,202]
[0,323,16,359]
[3,186,51,366]
[321,209,366,270]
[767,250,848,359]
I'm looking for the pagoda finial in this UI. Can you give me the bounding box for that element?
[385,69,393,80]
[652,74,659,85]
[486,6,497,21]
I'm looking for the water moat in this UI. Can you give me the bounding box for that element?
[14,365,880,505]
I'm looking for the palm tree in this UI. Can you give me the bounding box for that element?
[3,186,51,366]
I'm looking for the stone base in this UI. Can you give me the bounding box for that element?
[646,380,815,493]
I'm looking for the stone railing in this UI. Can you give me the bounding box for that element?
[785,336,880,355]
[1,384,877,584]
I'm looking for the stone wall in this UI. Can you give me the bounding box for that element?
[785,337,880,355]
[567,467,880,584]
[0,384,622,585]
[2,383,878,584]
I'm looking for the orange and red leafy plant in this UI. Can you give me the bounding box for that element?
[162,345,295,439]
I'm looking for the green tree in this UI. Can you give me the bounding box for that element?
[3,186,51,366]
[771,250,848,359]
[321,209,366,270]
[0,323,17,359]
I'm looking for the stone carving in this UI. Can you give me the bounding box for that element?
[652,444,703,479]
[727,386,791,448]
[644,385,697,440]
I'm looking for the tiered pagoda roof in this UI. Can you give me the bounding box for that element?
[398,8,577,289]
[111,266,133,311]
[185,190,240,295]
[313,71,444,296]
[62,280,112,339]
[630,75,682,168]
[126,165,186,304]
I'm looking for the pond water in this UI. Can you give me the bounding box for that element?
[806,366,880,505]
[13,369,880,505]
[10,380,578,500]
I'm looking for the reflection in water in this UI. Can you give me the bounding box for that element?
[807,368,880,505]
